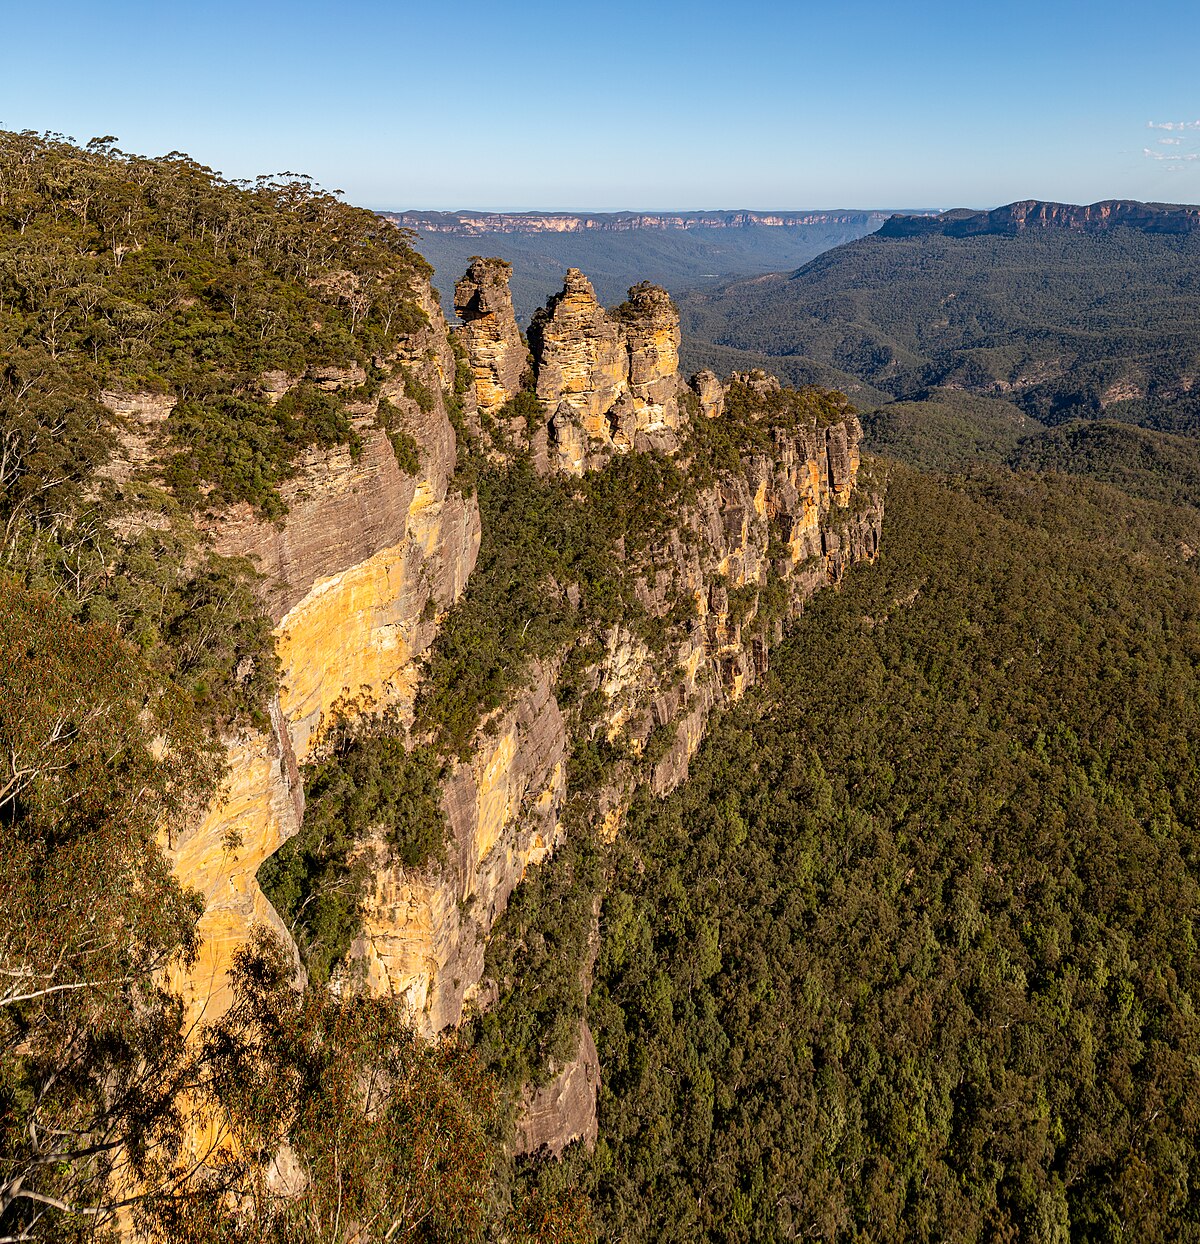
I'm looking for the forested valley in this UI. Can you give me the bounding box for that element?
[564,468,1200,1240]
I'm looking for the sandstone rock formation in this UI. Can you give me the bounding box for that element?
[515,1020,601,1157]
[529,268,630,472]
[168,272,481,1026]
[169,259,884,1164]
[454,257,528,418]
[351,664,567,1035]
[691,368,725,420]
[614,281,683,450]
[527,268,688,472]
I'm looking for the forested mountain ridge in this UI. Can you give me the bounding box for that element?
[0,131,880,1241]
[679,198,1200,435]
[878,197,1200,237]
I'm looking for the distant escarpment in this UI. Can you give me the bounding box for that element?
[388,209,888,234]
[878,197,1200,237]
[389,209,892,328]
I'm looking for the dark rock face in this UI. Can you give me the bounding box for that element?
[515,1020,601,1158]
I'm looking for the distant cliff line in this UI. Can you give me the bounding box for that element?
[384,209,891,235]
[879,198,1200,238]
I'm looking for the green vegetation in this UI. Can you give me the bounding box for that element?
[861,391,1033,472]
[412,450,685,757]
[145,933,592,1244]
[165,382,362,518]
[0,129,431,519]
[681,226,1200,434]
[259,712,447,986]
[376,395,422,472]
[400,363,438,414]
[467,828,606,1098]
[416,379,854,756]
[864,396,1200,521]
[1010,418,1200,511]
[0,581,209,1239]
[572,468,1200,1241]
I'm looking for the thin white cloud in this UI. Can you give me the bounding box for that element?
[1148,120,1200,131]
[1144,147,1200,161]
[1159,137,1183,145]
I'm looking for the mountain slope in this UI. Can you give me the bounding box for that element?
[680,201,1200,432]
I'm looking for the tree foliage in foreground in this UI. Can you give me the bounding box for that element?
[0,581,205,1239]
[146,933,591,1244]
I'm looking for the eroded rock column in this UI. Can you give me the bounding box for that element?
[453,257,527,418]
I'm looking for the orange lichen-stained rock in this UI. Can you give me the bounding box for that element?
[172,274,481,1028]
[164,700,304,1027]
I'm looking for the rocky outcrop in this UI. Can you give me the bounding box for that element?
[515,1020,600,1157]
[528,268,687,472]
[691,369,724,420]
[95,391,176,488]
[615,282,684,451]
[168,256,884,1164]
[530,268,630,472]
[351,664,567,1035]
[454,257,528,418]
[352,362,880,1166]
[590,405,879,805]
[165,698,304,1027]
[170,273,481,1025]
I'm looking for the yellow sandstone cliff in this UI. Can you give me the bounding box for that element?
[166,260,883,1157]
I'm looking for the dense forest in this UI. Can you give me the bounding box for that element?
[491,468,1200,1241]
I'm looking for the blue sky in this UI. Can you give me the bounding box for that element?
[2,0,1198,211]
